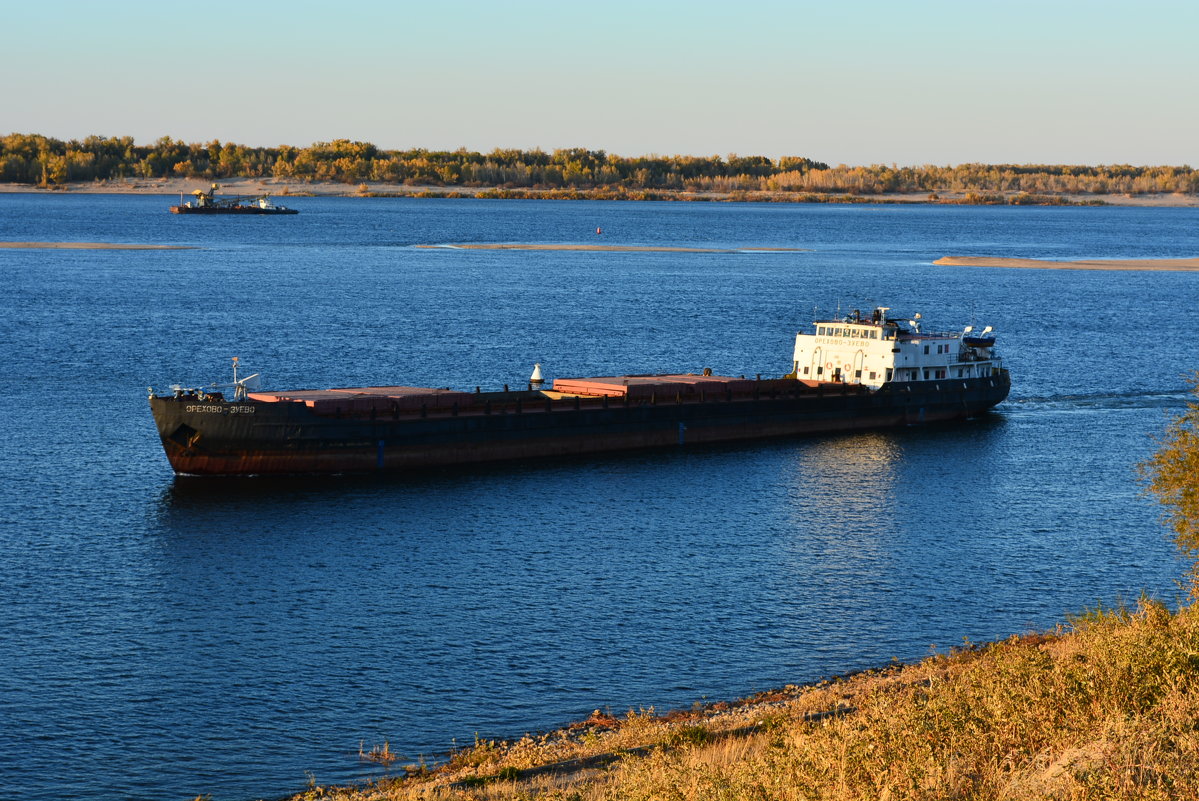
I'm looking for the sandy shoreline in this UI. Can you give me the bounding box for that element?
[2,178,1197,207]
[936,256,1199,271]
[0,241,194,250]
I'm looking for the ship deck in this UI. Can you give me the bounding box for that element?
[244,374,840,418]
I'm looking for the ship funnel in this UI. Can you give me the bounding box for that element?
[529,363,544,388]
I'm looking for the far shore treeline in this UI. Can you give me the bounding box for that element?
[3,133,1198,198]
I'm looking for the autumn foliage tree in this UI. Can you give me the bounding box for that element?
[1143,375,1199,588]
[2,133,1197,195]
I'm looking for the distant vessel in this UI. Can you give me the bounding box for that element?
[169,183,298,215]
[148,307,1010,475]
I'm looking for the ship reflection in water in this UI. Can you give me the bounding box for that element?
[783,431,904,533]
[772,419,1012,658]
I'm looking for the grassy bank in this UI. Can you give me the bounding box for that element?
[289,597,1199,801]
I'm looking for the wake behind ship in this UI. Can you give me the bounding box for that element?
[148,307,1010,475]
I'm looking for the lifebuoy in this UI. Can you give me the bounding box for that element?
[844,363,852,373]
[825,361,833,371]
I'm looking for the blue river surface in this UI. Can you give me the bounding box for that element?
[1,195,1198,801]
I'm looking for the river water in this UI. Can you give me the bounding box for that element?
[1,195,1196,800]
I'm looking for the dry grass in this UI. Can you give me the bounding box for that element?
[288,598,1199,801]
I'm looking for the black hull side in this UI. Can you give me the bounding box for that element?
[149,372,1010,476]
[168,206,298,215]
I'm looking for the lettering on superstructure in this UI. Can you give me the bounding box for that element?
[815,338,863,346]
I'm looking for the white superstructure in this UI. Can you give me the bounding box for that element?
[791,307,1000,389]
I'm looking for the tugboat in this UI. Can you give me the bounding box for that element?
[169,183,299,215]
[148,307,1010,476]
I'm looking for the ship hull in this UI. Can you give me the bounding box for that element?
[169,206,298,215]
[149,372,1010,476]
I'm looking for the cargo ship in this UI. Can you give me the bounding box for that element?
[169,183,298,214]
[148,307,1010,475]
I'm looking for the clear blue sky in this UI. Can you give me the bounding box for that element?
[6,0,1196,165]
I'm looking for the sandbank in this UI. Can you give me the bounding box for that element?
[0,241,194,250]
[416,243,807,253]
[2,178,1198,207]
[936,256,1199,271]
